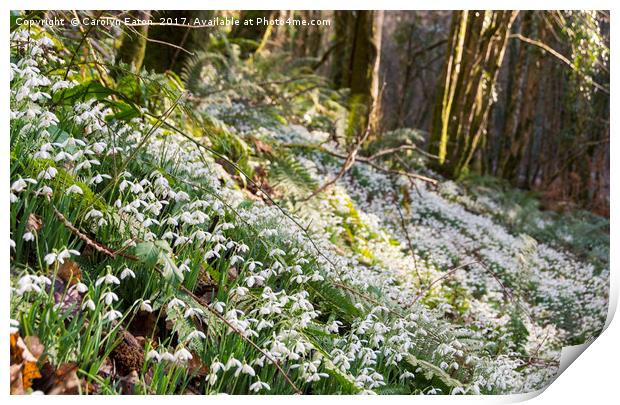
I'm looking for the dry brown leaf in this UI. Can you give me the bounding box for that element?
[227,266,238,281]
[10,333,23,364]
[10,332,43,395]
[119,370,139,394]
[26,213,43,233]
[57,260,81,286]
[10,364,24,395]
[46,363,82,395]
[24,336,45,359]
[251,138,273,155]
[22,362,42,391]
[187,352,210,377]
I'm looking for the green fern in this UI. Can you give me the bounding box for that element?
[307,281,363,323]
[268,150,317,195]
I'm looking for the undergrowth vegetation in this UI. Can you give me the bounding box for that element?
[9,26,609,395]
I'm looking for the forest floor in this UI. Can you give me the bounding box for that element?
[9,28,610,395]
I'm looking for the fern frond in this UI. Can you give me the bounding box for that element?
[268,150,318,195]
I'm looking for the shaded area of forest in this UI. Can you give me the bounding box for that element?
[117,10,609,214]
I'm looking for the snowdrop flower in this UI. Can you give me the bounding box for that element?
[232,286,248,296]
[82,299,96,311]
[15,275,44,295]
[11,178,36,193]
[39,275,52,286]
[206,373,218,385]
[174,348,193,363]
[146,350,161,362]
[204,250,220,260]
[103,310,122,322]
[54,151,73,162]
[43,253,58,266]
[84,208,103,221]
[178,260,191,273]
[186,330,206,341]
[248,261,262,271]
[212,301,225,313]
[160,352,176,362]
[245,274,264,288]
[269,248,285,257]
[66,184,83,195]
[23,232,35,242]
[101,291,119,305]
[249,381,270,393]
[10,239,16,250]
[37,167,57,180]
[167,298,186,310]
[174,191,190,202]
[55,248,80,264]
[74,282,88,293]
[235,363,255,377]
[256,319,273,332]
[91,141,107,154]
[120,268,136,280]
[139,300,153,312]
[95,273,120,287]
[225,357,242,371]
[327,320,343,333]
[211,361,224,373]
[184,307,204,318]
[90,173,111,185]
[51,80,70,92]
[230,255,244,265]
[36,185,53,197]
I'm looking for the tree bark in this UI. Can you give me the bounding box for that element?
[429,10,518,178]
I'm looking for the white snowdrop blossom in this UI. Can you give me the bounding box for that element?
[249,381,270,393]
[66,184,83,195]
[174,348,193,363]
[146,350,161,362]
[95,273,120,287]
[186,330,206,341]
[120,268,136,280]
[167,298,187,310]
[103,310,122,322]
[37,166,57,180]
[82,299,96,311]
[139,300,153,312]
[101,291,119,306]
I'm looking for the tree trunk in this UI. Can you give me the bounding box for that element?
[116,10,150,73]
[330,11,384,138]
[429,10,518,178]
[142,11,213,74]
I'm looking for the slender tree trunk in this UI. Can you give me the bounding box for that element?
[116,10,150,73]
[429,10,518,178]
[143,11,213,74]
[331,11,384,138]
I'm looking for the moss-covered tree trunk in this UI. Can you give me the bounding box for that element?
[497,12,545,183]
[330,11,384,138]
[116,10,150,73]
[142,10,213,74]
[429,10,518,178]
